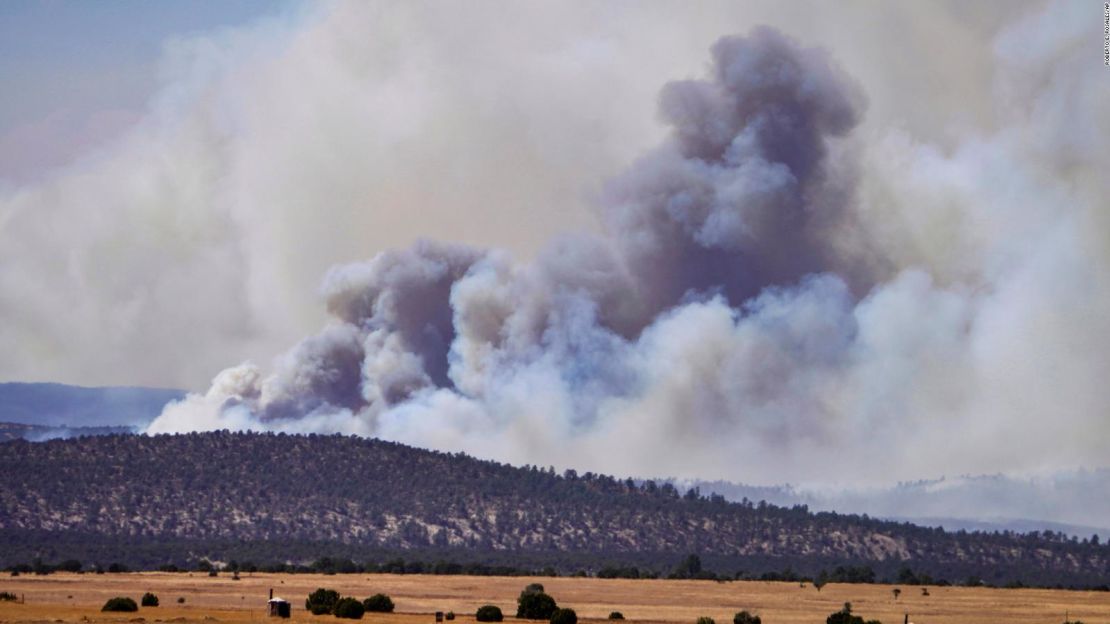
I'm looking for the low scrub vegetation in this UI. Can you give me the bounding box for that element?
[476,605,503,622]
[141,592,159,607]
[363,593,394,613]
[304,589,394,617]
[333,597,365,619]
[306,588,341,615]
[101,597,138,612]
[551,608,577,624]
[517,584,558,620]
[733,611,761,624]
[826,602,881,624]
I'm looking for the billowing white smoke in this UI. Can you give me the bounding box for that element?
[148,5,1110,491]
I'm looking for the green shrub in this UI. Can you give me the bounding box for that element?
[306,588,341,615]
[517,590,557,620]
[334,597,365,619]
[551,608,577,624]
[57,560,82,573]
[177,597,186,604]
[827,602,880,624]
[446,612,455,621]
[734,612,761,624]
[609,613,624,620]
[362,594,394,613]
[102,597,139,612]
[476,605,504,622]
[697,617,716,624]
[141,592,159,607]
[0,592,18,602]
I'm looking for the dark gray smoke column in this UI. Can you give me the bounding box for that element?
[147,27,877,457]
[599,26,868,330]
[323,240,486,391]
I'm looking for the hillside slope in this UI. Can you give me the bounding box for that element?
[0,432,1106,585]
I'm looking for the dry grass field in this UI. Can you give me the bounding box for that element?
[1,573,1107,624]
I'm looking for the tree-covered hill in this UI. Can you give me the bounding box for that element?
[0,431,1106,586]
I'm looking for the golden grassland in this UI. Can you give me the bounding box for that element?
[1,573,1107,624]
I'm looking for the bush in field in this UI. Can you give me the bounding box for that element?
[177,598,186,604]
[445,612,455,620]
[362,594,394,613]
[476,605,504,622]
[333,597,365,619]
[608,613,624,620]
[696,617,715,624]
[826,602,881,624]
[57,560,82,573]
[141,592,159,607]
[0,592,18,602]
[102,597,139,612]
[550,608,577,624]
[517,588,557,620]
[306,588,341,615]
[733,612,761,624]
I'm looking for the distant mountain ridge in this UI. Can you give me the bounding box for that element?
[0,382,184,427]
[681,472,1110,538]
[0,421,135,442]
[0,431,1107,587]
[883,517,1109,541]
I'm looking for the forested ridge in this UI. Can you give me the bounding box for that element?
[0,431,1106,587]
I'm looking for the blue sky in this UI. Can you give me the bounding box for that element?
[0,1,296,183]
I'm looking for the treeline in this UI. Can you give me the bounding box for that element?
[7,545,1110,593]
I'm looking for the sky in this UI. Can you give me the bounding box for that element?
[2,1,1109,501]
[0,1,298,185]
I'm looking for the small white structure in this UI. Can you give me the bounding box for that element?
[268,589,291,618]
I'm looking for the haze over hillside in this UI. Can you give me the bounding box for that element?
[1,431,1107,588]
[682,473,1110,539]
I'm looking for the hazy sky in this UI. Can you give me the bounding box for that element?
[0,0,1033,389]
[3,1,1108,492]
[0,1,298,185]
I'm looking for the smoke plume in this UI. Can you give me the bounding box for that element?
[147,5,1110,496]
[1,1,1103,498]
